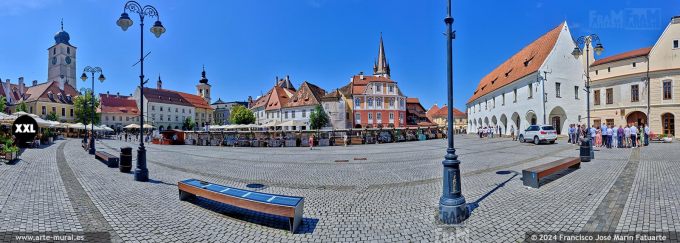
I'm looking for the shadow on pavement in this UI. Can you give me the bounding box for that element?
[467,170,519,213]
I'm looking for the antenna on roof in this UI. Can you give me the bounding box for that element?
[60,18,64,31]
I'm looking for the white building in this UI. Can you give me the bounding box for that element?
[249,76,327,130]
[466,22,586,135]
[133,77,195,130]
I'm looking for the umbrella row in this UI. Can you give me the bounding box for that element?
[0,112,116,132]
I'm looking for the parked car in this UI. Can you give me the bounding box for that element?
[518,125,557,145]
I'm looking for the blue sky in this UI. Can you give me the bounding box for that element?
[1,0,678,111]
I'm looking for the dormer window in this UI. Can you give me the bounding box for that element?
[505,68,513,77]
[491,77,498,85]
[48,91,53,99]
[523,56,534,67]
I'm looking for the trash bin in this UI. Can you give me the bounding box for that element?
[120,147,132,173]
[580,139,591,162]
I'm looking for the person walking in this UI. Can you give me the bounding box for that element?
[595,126,602,147]
[630,124,638,148]
[607,125,614,149]
[612,125,618,148]
[624,125,631,148]
[343,133,348,147]
[490,126,495,138]
[510,126,516,141]
[567,125,574,144]
[309,134,315,150]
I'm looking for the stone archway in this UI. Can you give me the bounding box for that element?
[491,116,498,127]
[548,106,567,135]
[511,112,521,132]
[525,110,537,126]
[500,114,508,135]
[626,111,647,127]
[484,117,489,127]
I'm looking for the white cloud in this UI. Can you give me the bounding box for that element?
[0,0,61,16]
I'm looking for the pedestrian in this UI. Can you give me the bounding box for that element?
[498,126,502,138]
[510,126,516,141]
[644,124,650,146]
[606,125,613,149]
[567,124,574,144]
[309,134,314,150]
[611,125,618,148]
[343,133,348,147]
[490,126,495,138]
[624,125,631,148]
[595,126,602,147]
[630,124,638,148]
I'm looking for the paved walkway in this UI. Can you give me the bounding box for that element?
[0,136,677,242]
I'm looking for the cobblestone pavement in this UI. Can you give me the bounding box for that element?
[0,135,678,242]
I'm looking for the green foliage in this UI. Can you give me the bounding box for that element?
[46,111,59,121]
[230,105,255,125]
[73,90,101,124]
[15,101,28,112]
[0,96,6,113]
[0,135,18,154]
[183,117,195,130]
[309,105,329,130]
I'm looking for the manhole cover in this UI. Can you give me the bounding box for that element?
[246,183,265,189]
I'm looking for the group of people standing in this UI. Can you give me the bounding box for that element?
[476,126,504,139]
[566,123,650,148]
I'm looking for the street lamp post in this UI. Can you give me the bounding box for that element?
[80,66,105,155]
[439,0,469,224]
[117,0,166,182]
[572,35,604,162]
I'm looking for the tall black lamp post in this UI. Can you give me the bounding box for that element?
[572,35,604,162]
[80,66,105,155]
[116,0,166,182]
[439,0,469,224]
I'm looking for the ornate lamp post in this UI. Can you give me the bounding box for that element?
[572,35,604,162]
[80,66,105,155]
[116,0,166,182]
[439,0,469,224]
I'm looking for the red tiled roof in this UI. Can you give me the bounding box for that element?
[174,92,213,110]
[143,87,191,106]
[99,94,139,114]
[467,22,564,104]
[432,106,466,118]
[591,46,652,66]
[406,98,419,104]
[346,75,397,95]
[426,104,440,121]
[284,81,326,108]
[22,81,78,104]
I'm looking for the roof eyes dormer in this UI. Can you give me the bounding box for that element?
[523,56,535,67]
[505,68,513,77]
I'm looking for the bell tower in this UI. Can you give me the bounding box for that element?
[196,65,211,104]
[47,19,77,90]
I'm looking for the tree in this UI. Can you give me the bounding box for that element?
[46,111,59,121]
[0,96,6,113]
[73,90,101,124]
[15,101,28,113]
[229,105,255,125]
[309,105,330,130]
[183,117,195,131]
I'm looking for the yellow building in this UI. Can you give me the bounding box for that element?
[17,81,79,122]
[589,16,680,137]
[427,104,468,133]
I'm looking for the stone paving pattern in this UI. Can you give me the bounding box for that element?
[0,135,677,242]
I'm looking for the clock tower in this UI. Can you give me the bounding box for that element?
[47,20,77,90]
[196,65,211,104]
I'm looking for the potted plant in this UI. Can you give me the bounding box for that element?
[662,134,673,143]
[3,143,19,162]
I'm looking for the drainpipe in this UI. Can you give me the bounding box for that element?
[646,56,650,129]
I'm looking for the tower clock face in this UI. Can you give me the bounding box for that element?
[52,57,57,65]
[65,56,71,64]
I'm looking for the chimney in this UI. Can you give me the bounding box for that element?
[107,91,110,97]
[275,76,279,85]
[286,75,290,82]
[18,77,25,95]
[117,92,120,97]
[359,71,364,80]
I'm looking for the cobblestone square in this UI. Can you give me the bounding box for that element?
[0,136,679,242]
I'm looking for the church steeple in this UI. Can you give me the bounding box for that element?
[196,65,211,104]
[373,33,390,77]
[199,65,209,84]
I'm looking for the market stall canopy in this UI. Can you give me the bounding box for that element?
[69,123,86,129]
[142,124,154,129]
[279,120,307,127]
[261,121,282,127]
[124,124,140,129]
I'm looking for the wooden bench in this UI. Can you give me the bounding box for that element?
[522,157,580,188]
[178,179,304,233]
[95,151,119,168]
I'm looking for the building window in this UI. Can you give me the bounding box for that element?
[663,80,672,100]
[528,83,533,98]
[284,111,288,119]
[389,112,394,121]
[355,112,360,122]
[368,112,373,121]
[389,98,395,108]
[502,93,505,105]
[70,109,73,117]
[41,106,46,115]
[152,106,155,111]
[388,85,394,93]
[376,84,382,92]
[662,113,675,136]
[594,119,601,126]
[67,47,70,54]
[632,62,636,68]
[631,84,639,102]
[160,107,163,111]
[606,119,614,127]
[175,108,178,112]
[52,107,56,114]
[594,90,601,105]
[376,98,383,108]
[355,98,361,109]
[513,89,517,103]
[555,82,561,98]
[608,67,611,73]
[606,88,613,104]
[399,113,404,124]
[674,40,679,49]
[376,112,382,121]
[61,107,65,116]
[574,86,579,99]
[302,109,306,118]
[595,70,599,75]
[367,98,373,108]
